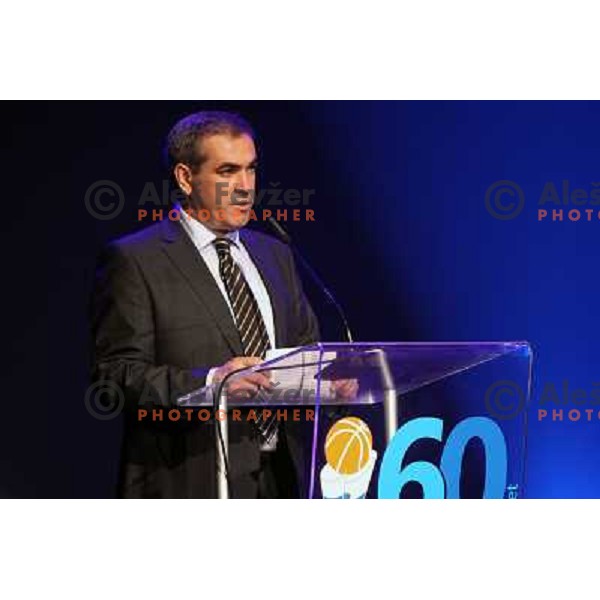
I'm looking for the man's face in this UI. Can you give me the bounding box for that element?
[185,133,257,232]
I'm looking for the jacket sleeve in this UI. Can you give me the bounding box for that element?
[90,242,209,411]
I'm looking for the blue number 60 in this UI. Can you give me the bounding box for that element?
[378,416,507,499]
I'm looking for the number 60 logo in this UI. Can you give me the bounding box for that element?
[377,417,508,499]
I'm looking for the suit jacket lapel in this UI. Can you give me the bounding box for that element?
[160,219,243,355]
[240,229,286,348]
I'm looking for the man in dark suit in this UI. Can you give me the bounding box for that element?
[91,111,321,498]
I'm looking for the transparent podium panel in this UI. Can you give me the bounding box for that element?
[177,342,533,499]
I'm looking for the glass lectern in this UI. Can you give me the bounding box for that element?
[177,342,532,499]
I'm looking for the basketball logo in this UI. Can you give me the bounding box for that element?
[325,416,373,475]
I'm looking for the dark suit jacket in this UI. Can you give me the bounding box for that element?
[91,217,320,498]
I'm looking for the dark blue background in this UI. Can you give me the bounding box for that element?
[4,101,598,497]
[307,101,600,498]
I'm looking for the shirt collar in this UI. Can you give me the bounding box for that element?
[176,203,240,250]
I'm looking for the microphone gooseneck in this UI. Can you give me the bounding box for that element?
[266,216,354,344]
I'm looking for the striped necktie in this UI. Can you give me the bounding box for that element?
[213,238,278,447]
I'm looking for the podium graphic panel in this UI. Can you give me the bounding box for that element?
[308,343,531,499]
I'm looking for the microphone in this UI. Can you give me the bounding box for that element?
[266,216,354,344]
[266,217,292,245]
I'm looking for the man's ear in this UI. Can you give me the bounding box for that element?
[174,163,194,196]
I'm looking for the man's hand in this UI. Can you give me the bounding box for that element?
[212,356,273,400]
[331,378,360,400]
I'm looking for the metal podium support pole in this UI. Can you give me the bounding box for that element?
[383,388,398,445]
[214,365,253,499]
[216,384,229,499]
[374,349,398,444]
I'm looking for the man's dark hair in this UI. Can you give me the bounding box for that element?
[164,111,255,175]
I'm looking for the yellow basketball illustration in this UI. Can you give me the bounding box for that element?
[325,417,373,475]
